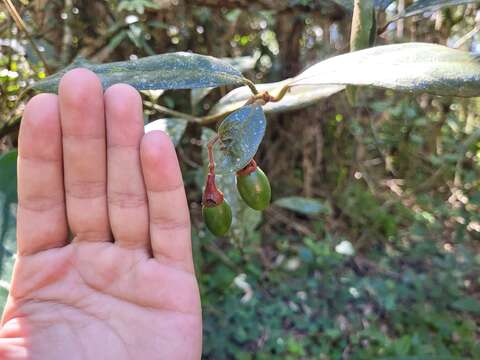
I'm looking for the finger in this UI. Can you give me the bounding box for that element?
[58,68,111,242]
[140,131,192,270]
[104,84,149,249]
[16,94,68,255]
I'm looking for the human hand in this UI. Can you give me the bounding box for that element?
[0,69,202,360]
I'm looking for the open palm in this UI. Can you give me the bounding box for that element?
[0,69,202,360]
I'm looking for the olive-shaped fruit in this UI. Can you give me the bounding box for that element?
[236,166,271,211]
[202,200,232,236]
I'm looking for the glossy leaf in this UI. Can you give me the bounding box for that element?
[144,118,188,146]
[215,104,267,174]
[33,52,247,93]
[395,0,476,20]
[274,196,331,216]
[292,43,480,97]
[0,150,18,311]
[191,55,257,108]
[209,79,344,116]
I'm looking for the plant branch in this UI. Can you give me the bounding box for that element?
[207,136,220,175]
[452,24,480,49]
[243,78,259,95]
[198,111,234,125]
[143,101,200,122]
[145,85,288,127]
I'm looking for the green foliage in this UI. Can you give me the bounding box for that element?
[117,0,160,14]
[293,43,480,97]
[198,229,480,359]
[2,1,480,358]
[274,197,330,216]
[33,52,248,93]
[215,105,267,174]
[0,151,17,310]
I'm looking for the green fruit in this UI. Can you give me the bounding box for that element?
[202,200,232,236]
[236,166,271,211]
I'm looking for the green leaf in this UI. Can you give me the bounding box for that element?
[33,52,248,93]
[274,196,330,216]
[214,104,267,174]
[0,150,18,311]
[452,297,480,315]
[292,43,480,97]
[209,79,344,116]
[201,129,262,241]
[190,56,257,108]
[395,0,476,20]
[144,118,188,146]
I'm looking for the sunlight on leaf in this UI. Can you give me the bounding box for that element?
[33,52,248,93]
[214,104,267,174]
[210,79,344,116]
[293,43,480,97]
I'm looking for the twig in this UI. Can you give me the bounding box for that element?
[267,207,315,237]
[204,242,240,272]
[452,24,480,49]
[207,136,219,174]
[143,101,200,122]
[243,78,259,95]
[198,111,234,126]
[60,0,73,65]
[144,100,237,126]
[2,0,52,74]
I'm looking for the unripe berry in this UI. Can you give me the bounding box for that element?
[202,173,232,236]
[202,201,232,236]
[236,160,271,211]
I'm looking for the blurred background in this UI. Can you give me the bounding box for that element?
[1,0,480,359]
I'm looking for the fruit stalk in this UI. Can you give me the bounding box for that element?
[202,135,232,236]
